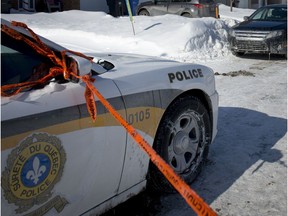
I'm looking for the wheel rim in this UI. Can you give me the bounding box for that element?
[139,10,149,16]
[167,111,205,174]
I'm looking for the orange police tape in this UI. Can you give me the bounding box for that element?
[1,21,217,216]
[81,75,217,216]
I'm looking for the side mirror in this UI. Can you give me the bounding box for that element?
[243,16,249,21]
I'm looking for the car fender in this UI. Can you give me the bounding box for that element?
[91,54,217,193]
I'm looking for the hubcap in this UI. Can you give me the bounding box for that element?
[173,131,189,155]
[168,112,203,173]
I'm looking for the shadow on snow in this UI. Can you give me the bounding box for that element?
[102,106,287,216]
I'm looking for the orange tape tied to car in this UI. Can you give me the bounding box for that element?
[1,21,217,216]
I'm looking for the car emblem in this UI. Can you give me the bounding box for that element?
[1,133,67,214]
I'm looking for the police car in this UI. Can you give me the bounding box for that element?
[1,19,218,216]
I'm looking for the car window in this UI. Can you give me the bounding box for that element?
[250,8,266,20]
[267,8,287,20]
[1,31,54,86]
[250,7,287,21]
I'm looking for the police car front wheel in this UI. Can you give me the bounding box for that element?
[148,95,212,193]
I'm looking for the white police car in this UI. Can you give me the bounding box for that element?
[1,18,218,216]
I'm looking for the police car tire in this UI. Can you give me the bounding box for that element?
[148,95,211,193]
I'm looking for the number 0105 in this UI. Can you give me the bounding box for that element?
[128,109,151,124]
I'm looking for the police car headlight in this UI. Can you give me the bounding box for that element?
[266,30,283,39]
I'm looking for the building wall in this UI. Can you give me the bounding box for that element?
[10,0,48,10]
[80,0,108,12]
[62,0,80,10]
[215,0,287,8]
[236,0,248,8]
[9,0,288,11]
[10,0,80,11]
[11,0,110,12]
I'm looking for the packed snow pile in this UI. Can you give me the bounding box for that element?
[3,5,249,62]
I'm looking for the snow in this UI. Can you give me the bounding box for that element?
[2,4,287,216]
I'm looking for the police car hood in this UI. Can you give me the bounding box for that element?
[86,52,216,97]
[87,52,214,82]
[89,52,183,75]
[233,20,287,31]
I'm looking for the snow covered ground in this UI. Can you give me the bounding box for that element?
[2,4,287,216]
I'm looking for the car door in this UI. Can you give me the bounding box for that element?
[150,0,169,15]
[1,31,127,216]
[167,0,185,15]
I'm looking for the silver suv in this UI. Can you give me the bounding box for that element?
[136,0,219,18]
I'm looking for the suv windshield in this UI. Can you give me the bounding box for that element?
[250,7,287,21]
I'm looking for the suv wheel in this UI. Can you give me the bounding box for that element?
[138,9,150,16]
[181,13,192,18]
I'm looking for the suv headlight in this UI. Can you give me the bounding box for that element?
[229,29,235,37]
[266,30,283,39]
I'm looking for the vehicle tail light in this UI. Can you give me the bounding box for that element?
[194,4,204,9]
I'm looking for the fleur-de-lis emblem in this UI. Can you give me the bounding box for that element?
[26,157,47,185]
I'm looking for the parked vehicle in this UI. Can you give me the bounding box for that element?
[228,4,287,58]
[1,19,218,215]
[136,0,219,18]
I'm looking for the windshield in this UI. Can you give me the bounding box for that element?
[1,31,52,86]
[1,30,77,88]
[249,6,287,21]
